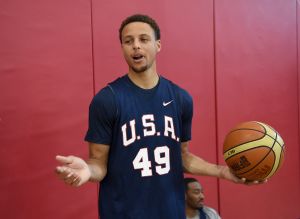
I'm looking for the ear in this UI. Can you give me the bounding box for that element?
[156,40,161,52]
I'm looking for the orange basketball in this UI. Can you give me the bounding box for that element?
[223,121,285,181]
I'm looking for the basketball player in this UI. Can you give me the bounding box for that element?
[55,14,263,219]
[185,177,221,219]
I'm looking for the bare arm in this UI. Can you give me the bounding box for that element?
[86,142,109,182]
[55,142,109,187]
[181,141,246,183]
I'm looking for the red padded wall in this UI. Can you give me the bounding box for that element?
[0,0,98,218]
[215,0,300,218]
[1,0,300,219]
[91,0,220,211]
[298,0,300,192]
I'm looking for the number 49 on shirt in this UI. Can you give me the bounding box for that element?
[132,146,170,177]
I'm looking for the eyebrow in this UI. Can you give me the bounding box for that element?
[140,34,151,38]
[123,33,151,39]
[191,188,203,191]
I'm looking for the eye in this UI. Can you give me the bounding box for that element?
[123,39,132,44]
[140,38,149,43]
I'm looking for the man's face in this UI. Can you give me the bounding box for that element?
[121,22,161,73]
[185,181,205,209]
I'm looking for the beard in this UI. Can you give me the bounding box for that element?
[129,58,155,74]
[131,65,149,73]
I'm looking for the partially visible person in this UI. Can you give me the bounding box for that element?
[55,14,265,219]
[184,177,221,219]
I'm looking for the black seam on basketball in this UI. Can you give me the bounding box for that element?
[271,143,285,175]
[224,127,283,153]
[227,146,275,177]
[240,153,274,179]
[227,121,266,136]
[224,145,270,161]
[223,130,266,154]
[234,132,278,177]
[228,127,281,145]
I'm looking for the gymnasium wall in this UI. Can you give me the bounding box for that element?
[215,1,300,218]
[0,0,299,219]
[0,0,98,218]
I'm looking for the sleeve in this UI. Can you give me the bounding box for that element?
[84,86,117,145]
[180,88,193,142]
[203,206,221,219]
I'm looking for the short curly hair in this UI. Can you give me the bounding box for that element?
[119,14,160,43]
[184,177,199,191]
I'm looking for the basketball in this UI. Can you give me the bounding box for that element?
[223,121,285,181]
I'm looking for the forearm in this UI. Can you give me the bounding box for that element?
[86,142,109,182]
[180,142,261,184]
[182,151,226,178]
[86,158,107,182]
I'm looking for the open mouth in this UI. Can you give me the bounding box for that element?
[132,54,144,62]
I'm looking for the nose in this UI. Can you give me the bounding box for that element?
[200,192,205,199]
[132,39,141,50]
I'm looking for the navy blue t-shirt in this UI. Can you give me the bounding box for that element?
[85,75,193,219]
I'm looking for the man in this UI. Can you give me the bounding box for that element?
[185,178,221,219]
[55,14,263,219]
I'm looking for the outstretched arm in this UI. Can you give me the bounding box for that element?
[55,142,109,187]
[181,142,265,185]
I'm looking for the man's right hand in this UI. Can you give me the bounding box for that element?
[55,155,91,187]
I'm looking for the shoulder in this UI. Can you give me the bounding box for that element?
[202,206,221,218]
[92,75,127,105]
[90,86,117,116]
[160,76,193,103]
[93,86,114,105]
[107,75,128,91]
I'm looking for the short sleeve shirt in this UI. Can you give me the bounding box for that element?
[85,75,193,219]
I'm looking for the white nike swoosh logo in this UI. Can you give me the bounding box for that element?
[163,100,173,106]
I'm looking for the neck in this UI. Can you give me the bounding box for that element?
[185,206,198,218]
[127,63,159,89]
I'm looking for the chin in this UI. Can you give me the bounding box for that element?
[197,204,204,209]
[132,66,148,73]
